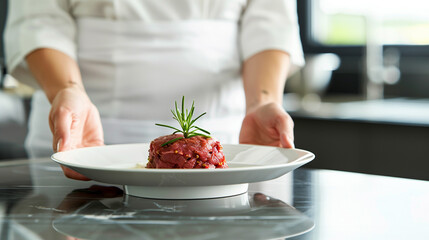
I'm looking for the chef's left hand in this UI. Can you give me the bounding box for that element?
[239,102,294,148]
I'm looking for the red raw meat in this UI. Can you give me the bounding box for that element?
[146,134,227,169]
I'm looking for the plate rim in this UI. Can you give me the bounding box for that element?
[51,143,315,173]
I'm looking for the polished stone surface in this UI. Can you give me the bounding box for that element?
[0,158,428,239]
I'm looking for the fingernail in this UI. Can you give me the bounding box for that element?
[56,139,62,152]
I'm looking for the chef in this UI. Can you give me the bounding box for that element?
[5,0,304,180]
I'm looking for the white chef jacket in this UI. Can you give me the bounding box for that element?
[5,0,304,157]
[6,0,304,79]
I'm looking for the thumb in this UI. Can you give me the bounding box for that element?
[276,115,295,149]
[53,111,73,152]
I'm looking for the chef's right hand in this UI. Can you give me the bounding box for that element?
[50,86,104,180]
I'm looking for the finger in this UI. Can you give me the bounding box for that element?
[280,132,295,149]
[276,116,295,149]
[85,140,105,147]
[253,193,271,205]
[53,109,73,152]
[78,106,104,148]
[61,165,91,181]
[253,193,287,207]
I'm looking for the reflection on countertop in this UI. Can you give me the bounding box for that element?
[52,190,313,240]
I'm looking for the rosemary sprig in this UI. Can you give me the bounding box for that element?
[156,96,211,146]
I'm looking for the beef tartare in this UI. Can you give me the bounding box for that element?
[146,134,227,169]
[145,96,227,169]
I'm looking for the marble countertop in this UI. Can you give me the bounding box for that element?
[0,158,428,239]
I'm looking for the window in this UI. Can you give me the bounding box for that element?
[297,0,429,98]
[299,0,429,55]
[312,0,429,46]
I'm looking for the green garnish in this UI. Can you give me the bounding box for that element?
[156,96,211,146]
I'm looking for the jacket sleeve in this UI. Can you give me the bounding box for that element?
[240,0,305,67]
[4,0,76,88]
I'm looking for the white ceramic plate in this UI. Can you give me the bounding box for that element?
[51,143,314,199]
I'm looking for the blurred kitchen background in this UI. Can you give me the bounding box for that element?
[1,0,32,160]
[1,0,428,180]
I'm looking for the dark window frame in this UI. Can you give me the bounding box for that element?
[0,0,8,89]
